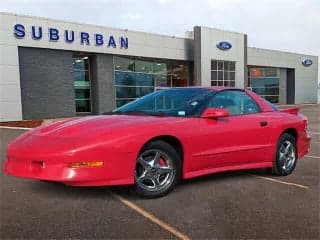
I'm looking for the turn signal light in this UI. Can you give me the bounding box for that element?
[69,161,104,168]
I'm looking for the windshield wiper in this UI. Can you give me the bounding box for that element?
[106,110,150,116]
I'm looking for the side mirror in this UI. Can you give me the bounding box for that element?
[201,108,229,118]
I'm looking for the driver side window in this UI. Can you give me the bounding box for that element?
[208,90,260,116]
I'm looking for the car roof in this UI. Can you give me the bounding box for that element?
[204,86,243,91]
[170,86,244,92]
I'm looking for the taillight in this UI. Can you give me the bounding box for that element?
[304,120,308,132]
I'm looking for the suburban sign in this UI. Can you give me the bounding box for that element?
[13,24,129,49]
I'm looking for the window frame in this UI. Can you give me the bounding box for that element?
[210,60,236,87]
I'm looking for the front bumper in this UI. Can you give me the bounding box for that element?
[298,132,311,158]
[3,153,135,186]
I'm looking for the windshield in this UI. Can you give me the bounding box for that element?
[113,88,214,117]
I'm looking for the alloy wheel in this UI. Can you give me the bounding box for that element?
[135,149,175,192]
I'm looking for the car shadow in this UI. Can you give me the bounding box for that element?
[28,181,116,200]
[111,168,273,200]
[25,168,272,200]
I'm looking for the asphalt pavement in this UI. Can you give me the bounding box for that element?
[0,104,319,239]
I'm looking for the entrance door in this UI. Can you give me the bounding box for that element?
[286,69,295,104]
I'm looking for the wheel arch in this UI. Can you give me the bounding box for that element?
[139,135,184,165]
[279,127,298,155]
[280,128,298,141]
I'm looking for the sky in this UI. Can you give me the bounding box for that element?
[0,0,319,56]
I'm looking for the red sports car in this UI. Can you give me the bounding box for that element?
[4,87,311,198]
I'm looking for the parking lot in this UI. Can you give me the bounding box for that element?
[0,104,319,239]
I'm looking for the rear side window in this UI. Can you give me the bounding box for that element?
[208,90,260,116]
[263,99,279,111]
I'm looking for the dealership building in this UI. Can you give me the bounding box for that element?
[0,12,318,121]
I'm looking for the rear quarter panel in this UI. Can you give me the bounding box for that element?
[262,111,309,159]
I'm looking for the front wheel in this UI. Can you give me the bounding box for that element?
[272,133,297,176]
[134,140,181,198]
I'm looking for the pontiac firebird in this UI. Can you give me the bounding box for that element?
[3,87,311,198]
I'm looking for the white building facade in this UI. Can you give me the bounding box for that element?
[0,12,318,121]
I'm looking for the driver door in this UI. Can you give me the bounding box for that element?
[191,90,272,171]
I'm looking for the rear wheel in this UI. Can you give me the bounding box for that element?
[134,140,181,198]
[272,133,297,176]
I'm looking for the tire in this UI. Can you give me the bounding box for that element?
[271,133,297,176]
[134,140,182,198]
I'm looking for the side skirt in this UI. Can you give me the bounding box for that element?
[183,162,273,179]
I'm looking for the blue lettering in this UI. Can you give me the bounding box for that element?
[108,35,116,48]
[120,37,128,49]
[65,30,74,43]
[49,28,59,41]
[31,26,42,40]
[14,24,25,38]
[13,24,129,49]
[95,34,104,46]
[80,32,90,45]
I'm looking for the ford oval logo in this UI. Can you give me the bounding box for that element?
[302,59,313,67]
[216,41,232,51]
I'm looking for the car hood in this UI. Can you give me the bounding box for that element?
[7,114,192,156]
[30,114,187,138]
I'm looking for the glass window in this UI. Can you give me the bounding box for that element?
[116,86,154,99]
[208,90,260,115]
[75,89,90,99]
[154,62,168,74]
[115,72,136,86]
[229,72,235,80]
[251,78,265,88]
[224,71,229,80]
[224,62,229,71]
[75,100,91,113]
[211,71,217,80]
[155,74,171,87]
[73,58,88,71]
[116,99,133,108]
[135,60,154,73]
[114,56,191,107]
[229,62,235,71]
[135,73,154,86]
[265,95,279,103]
[211,60,218,70]
[73,56,91,113]
[114,56,135,71]
[73,71,89,82]
[248,67,280,103]
[264,68,278,77]
[211,60,236,87]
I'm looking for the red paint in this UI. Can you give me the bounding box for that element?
[3,88,311,186]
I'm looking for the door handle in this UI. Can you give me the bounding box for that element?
[260,121,268,127]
